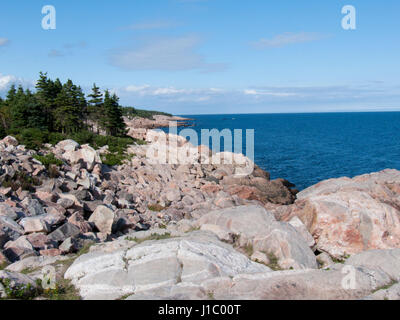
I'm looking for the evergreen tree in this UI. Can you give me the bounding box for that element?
[88,83,103,106]
[87,83,103,133]
[6,84,16,102]
[35,72,53,130]
[10,85,29,129]
[53,80,86,134]
[25,89,46,129]
[102,90,126,136]
[0,97,7,138]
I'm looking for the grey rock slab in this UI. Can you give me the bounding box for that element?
[196,205,318,270]
[345,249,400,281]
[64,231,270,300]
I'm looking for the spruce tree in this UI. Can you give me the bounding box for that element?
[102,90,126,136]
[54,80,86,134]
[0,97,7,137]
[87,83,103,132]
[6,84,16,102]
[35,72,53,131]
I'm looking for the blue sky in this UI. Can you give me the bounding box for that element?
[1,0,400,114]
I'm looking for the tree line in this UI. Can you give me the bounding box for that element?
[0,72,126,138]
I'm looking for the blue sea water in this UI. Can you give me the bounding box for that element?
[170,112,400,191]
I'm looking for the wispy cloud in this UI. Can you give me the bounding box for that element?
[48,49,65,57]
[113,82,400,114]
[253,32,327,49]
[122,84,224,102]
[109,35,227,72]
[0,38,10,47]
[48,41,87,58]
[122,20,178,31]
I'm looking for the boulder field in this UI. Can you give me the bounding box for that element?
[1,133,400,300]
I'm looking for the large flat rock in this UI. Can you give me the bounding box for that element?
[64,231,270,300]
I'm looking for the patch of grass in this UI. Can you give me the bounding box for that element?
[0,262,9,270]
[372,280,397,293]
[148,204,166,212]
[130,232,172,244]
[0,278,40,300]
[1,171,42,192]
[101,152,127,166]
[20,267,40,275]
[266,252,282,271]
[207,291,215,300]
[117,293,134,301]
[33,153,63,168]
[332,254,351,264]
[243,243,254,257]
[38,278,81,300]
[10,127,146,166]
[14,128,48,150]
[76,242,96,257]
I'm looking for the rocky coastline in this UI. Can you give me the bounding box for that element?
[1,120,400,300]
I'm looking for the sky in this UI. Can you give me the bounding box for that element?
[1,0,400,115]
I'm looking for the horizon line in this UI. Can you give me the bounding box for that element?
[174,109,400,116]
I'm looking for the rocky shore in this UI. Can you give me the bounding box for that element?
[126,115,192,141]
[1,129,400,300]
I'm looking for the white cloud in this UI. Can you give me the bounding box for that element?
[0,74,17,90]
[123,20,178,31]
[0,73,34,95]
[244,89,296,97]
[0,38,9,47]
[114,82,400,114]
[253,32,326,48]
[125,84,151,93]
[110,35,227,72]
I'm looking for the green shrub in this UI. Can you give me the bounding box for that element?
[16,128,48,150]
[33,153,63,168]
[47,132,67,145]
[1,171,42,192]
[101,153,126,166]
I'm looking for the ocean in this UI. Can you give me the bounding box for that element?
[168,112,400,191]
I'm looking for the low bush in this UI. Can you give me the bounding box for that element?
[1,171,42,192]
[33,153,63,168]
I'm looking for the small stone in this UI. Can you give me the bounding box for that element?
[19,215,50,234]
[21,198,45,216]
[57,197,75,209]
[48,223,81,242]
[68,212,92,233]
[0,203,18,220]
[26,233,55,251]
[89,205,115,234]
[59,237,78,253]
